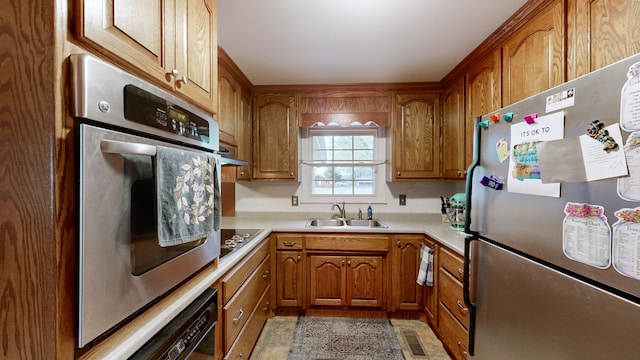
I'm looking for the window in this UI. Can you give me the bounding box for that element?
[300,126,385,204]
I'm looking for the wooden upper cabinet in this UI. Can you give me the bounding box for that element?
[441,77,467,180]
[501,0,564,105]
[390,93,440,181]
[76,0,217,113]
[568,0,640,79]
[253,94,298,181]
[174,0,217,112]
[237,89,253,180]
[218,65,239,146]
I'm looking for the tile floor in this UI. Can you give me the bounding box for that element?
[249,316,452,360]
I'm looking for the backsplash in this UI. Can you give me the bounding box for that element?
[233,181,464,216]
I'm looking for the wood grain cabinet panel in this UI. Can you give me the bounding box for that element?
[308,254,384,308]
[276,251,305,307]
[218,65,239,146]
[390,93,441,180]
[466,49,501,164]
[390,235,423,311]
[568,0,640,79]
[220,237,271,359]
[441,76,467,180]
[501,0,564,105]
[423,238,438,327]
[77,0,217,113]
[252,94,298,181]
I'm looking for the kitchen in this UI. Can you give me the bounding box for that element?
[2,0,640,359]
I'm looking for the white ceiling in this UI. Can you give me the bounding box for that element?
[217,0,527,86]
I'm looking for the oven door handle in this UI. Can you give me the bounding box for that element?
[100,139,157,156]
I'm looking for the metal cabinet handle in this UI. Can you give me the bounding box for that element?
[100,139,157,156]
[263,301,270,312]
[232,309,244,324]
[283,241,296,247]
[457,340,467,355]
[396,171,401,176]
[297,255,301,262]
[170,69,188,84]
[456,299,469,313]
[290,171,294,176]
[262,270,270,279]
[396,241,401,248]
[457,268,464,276]
[347,260,351,266]
[341,260,345,266]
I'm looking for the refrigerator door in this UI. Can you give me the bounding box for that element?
[467,52,640,300]
[471,239,640,360]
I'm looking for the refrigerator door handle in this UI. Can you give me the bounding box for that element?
[463,115,482,356]
[464,116,482,235]
[464,235,479,356]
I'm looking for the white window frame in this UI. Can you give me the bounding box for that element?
[299,126,386,205]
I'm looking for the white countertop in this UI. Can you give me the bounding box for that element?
[221,212,467,255]
[80,212,466,359]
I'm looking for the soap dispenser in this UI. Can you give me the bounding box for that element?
[367,202,373,220]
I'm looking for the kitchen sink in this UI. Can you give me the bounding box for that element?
[305,218,388,228]
[306,219,346,227]
[344,219,387,228]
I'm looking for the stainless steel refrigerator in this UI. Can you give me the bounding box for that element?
[464,53,640,359]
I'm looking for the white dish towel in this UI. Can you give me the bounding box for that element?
[416,244,434,286]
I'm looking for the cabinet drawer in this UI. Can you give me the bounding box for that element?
[306,234,389,252]
[223,285,271,360]
[440,246,464,282]
[223,255,270,351]
[438,267,469,328]
[276,234,303,250]
[438,302,468,360]
[222,238,270,303]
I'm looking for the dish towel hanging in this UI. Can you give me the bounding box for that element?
[416,244,434,286]
[155,146,220,247]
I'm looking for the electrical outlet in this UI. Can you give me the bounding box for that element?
[399,194,406,206]
[291,195,299,206]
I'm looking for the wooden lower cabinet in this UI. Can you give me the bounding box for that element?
[220,237,271,359]
[436,246,469,360]
[438,302,469,360]
[422,237,438,326]
[276,251,304,307]
[390,234,423,311]
[274,234,305,308]
[308,255,384,307]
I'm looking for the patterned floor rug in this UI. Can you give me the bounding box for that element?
[287,316,405,360]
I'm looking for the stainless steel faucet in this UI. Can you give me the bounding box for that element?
[331,201,346,219]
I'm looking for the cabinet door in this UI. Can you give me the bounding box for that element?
[218,65,239,146]
[391,93,440,180]
[441,77,467,180]
[174,0,217,111]
[568,0,640,79]
[276,251,304,307]
[391,235,423,311]
[237,89,253,180]
[77,0,174,85]
[348,256,384,307]
[466,49,501,166]
[309,255,345,306]
[423,238,438,327]
[253,94,298,180]
[501,0,564,105]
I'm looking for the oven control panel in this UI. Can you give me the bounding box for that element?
[124,84,211,143]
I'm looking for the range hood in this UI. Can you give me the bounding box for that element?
[217,145,248,166]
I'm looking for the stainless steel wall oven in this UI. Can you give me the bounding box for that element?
[70,54,221,348]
